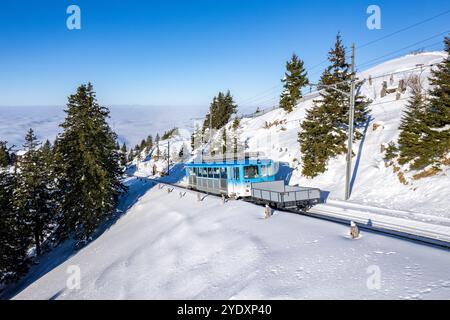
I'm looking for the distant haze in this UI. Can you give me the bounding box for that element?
[0,105,205,149]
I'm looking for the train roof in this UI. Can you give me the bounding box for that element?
[185,159,273,167]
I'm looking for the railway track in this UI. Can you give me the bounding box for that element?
[138,177,450,249]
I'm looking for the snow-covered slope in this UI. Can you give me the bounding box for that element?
[12,179,450,300]
[132,52,448,219]
[235,52,449,218]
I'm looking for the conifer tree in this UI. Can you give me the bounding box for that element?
[55,83,126,241]
[139,139,146,152]
[279,53,309,113]
[394,35,450,170]
[421,34,450,167]
[0,140,10,167]
[222,128,227,155]
[204,91,238,130]
[178,144,185,160]
[14,130,56,256]
[397,82,428,167]
[299,33,370,177]
[146,135,153,149]
[128,149,135,163]
[155,133,160,159]
[120,143,128,167]
[121,142,127,154]
[0,170,30,283]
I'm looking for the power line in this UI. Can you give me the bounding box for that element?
[356,31,449,70]
[356,9,450,51]
[238,9,450,109]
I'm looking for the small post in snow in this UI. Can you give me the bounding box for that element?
[264,205,272,219]
[350,221,360,239]
[197,193,202,202]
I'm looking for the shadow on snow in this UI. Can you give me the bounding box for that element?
[0,164,185,300]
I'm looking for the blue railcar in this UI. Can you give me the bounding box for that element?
[185,159,277,198]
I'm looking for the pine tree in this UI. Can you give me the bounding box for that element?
[0,169,30,283]
[14,130,56,256]
[204,91,238,130]
[0,140,10,167]
[279,53,309,113]
[421,34,450,167]
[395,35,450,170]
[55,83,126,242]
[178,145,184,160]
[299,33,370,178]
[128,149,135,162]
[120,143,128,167]
[232,117,240,130]
[121,142,127,154]
[139,139,146,152]
[397,85,428,167]
[155,133,160,159]
[222,128,227,155]
[146,135,153,149]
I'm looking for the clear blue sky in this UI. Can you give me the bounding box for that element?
[0,0,449,109]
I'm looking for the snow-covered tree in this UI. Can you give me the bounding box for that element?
[279,53,309,113]
[54,83,126,242]
[299,33,370,178]
[0,140,10,167]
[0,169,30,284]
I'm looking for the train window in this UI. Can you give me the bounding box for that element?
[213,167,219,179]
[220,167,227,179]
[207,167,212,178]
[261,165,266,177]
[233,167,240,180]
[244,165,259,179]
[199,168,204,177]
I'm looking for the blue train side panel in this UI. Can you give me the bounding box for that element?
[185,159,277,198]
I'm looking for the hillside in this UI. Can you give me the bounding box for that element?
[134,51,449,218]
[12,178,450,299]
[6,52,450,300]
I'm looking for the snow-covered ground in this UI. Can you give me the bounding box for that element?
[233,52,450,218]
[3,52,450,300]
[127,52,450,241]
[11,178,450,300]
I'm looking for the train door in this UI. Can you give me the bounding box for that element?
[227,167,234,196]
[228,166,241,197]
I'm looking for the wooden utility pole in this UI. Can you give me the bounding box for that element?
[167,140,170,176]
[345,43,356,201]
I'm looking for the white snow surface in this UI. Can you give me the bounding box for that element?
[12,179,450,300]
[132,52,450,221]
[5,52,450,300]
